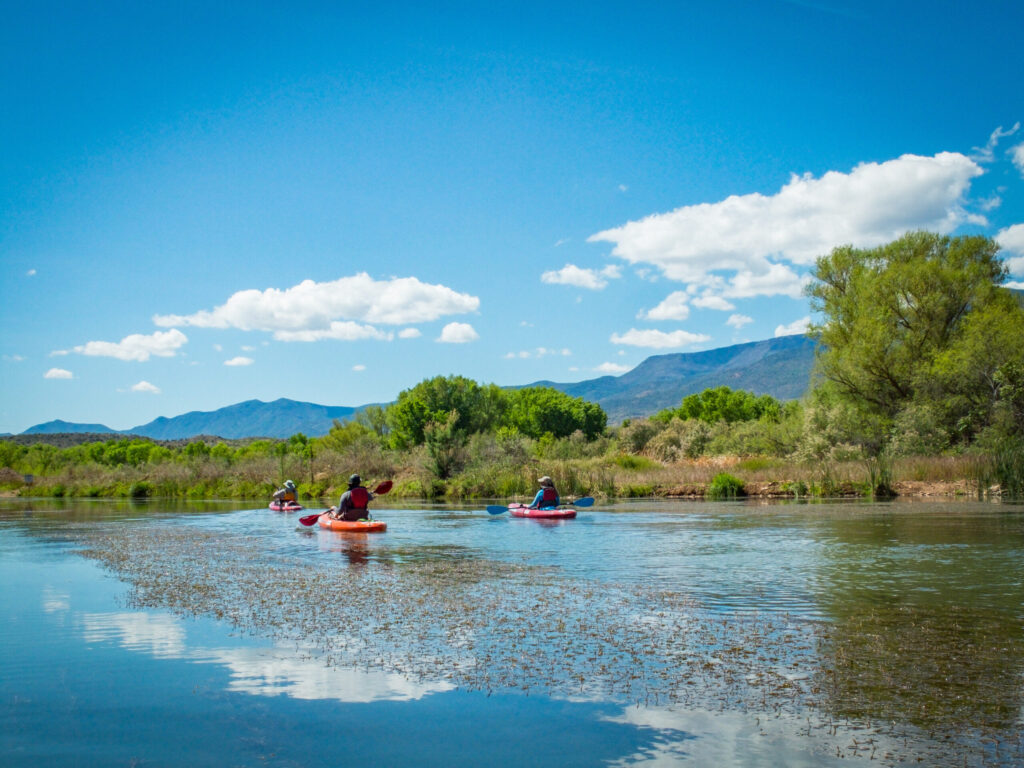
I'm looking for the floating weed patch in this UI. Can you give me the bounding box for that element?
[58,521,1024,768]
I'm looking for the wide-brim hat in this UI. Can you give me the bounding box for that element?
[537,475,553,486]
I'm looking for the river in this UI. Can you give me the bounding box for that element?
[2,497,1022,766]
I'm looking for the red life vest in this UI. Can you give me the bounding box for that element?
[350,486,369,509]
[541,487,558,507]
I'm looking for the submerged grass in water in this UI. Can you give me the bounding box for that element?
[52,518,1024,768]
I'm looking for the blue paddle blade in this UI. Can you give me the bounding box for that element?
[486,506,508,515]
[571,497,595,507]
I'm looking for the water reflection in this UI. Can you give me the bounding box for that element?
[812,508,1024,738]
[70,600,455,702]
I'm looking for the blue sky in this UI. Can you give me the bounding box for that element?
[2,0,1023,433]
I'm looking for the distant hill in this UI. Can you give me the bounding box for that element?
[526,334,817,423]
[20,399,358,440]
[17,336,818,439]
[20,419,119,435]
[131,398,358,440]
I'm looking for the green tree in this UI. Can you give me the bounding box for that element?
[806,231,1024,449]
[656,386,781,424]
[385,375,506,448]
[503,386,607,440]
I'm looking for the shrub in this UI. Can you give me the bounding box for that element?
[707,473,745,499]
[128,481,153,498]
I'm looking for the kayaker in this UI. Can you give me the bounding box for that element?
[272,479,298,504]
[331,474,375,521]
[528,476,560,509]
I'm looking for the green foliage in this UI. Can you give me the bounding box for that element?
[657,386,783,424]
[129,481,154,498]
[645,418,712,461]
[503,386,607,440]
[612,454,657,471]
[384,375,606,449]
[707,473,745,499]
[423,410,467,480]
[807,231,1024,450]
[386,375,506,449]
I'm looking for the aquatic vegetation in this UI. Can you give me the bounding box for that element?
[24,504,1021,768]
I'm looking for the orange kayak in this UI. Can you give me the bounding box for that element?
[317,514,387,533]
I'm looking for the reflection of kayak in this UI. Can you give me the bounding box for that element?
[509,504,577,519]
[317,514,387,533]
[269,501,303,511]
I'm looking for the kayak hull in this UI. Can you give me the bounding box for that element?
[509,504,577,519]
[269,501,303,511]
[317,514,387,533]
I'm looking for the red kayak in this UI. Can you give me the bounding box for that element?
[508,504,577,519]
[269,501,304,512]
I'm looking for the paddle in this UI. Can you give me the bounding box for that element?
[487,496,594,515]
[299,480,393,526]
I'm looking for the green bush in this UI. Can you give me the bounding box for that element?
[707,473,745,499]
[128,481,153,499]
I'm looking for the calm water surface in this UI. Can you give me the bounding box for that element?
[2,497,1022,766]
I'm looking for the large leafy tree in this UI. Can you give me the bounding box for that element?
[807,231,1024,447]
[385,375,506,449]
[503,386,607,439]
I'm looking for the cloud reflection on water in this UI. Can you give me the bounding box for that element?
[75,607,453,703]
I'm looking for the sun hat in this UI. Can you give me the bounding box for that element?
[537,476,553,486]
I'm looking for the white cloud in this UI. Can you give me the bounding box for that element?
[610,328,711,348]
[352,364,366,372]
[724,263,811,299]
[996,224,1024,276]
[273,322,392,343]
[3,354,25,362]
[71,329,188,362]
[49,349,69,356]
[726,314,753,328]
[152,274,479,338]
[618,184,628,192]
[398,328,422,339]
[541,263,621,290]
[970,123,1020,163]
[691,294,735,311]
[589,153,984,284]
[131,380,161,394]
[213,344,223,352]
[437,322,479,343]
[506,347,572,359]
[224,356,254,366]
[996,223,1024,256]
[774,316,811,337]
[27,269,36,276]
[642,291,690,321]
[44,368,73,379]
[596,362,631,374]
[1006,280,1024,289]
[1012,143,1024,178]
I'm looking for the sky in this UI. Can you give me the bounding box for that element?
[2,0,1023,434]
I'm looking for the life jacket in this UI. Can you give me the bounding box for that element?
[540,487,558,507]
[282,490,297,502]
[349,485,369,510]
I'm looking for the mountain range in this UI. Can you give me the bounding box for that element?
[20,335,816,439]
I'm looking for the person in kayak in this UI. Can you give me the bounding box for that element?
[330,474,375,521]
[272,479,298,504]
[528,476,560,509]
